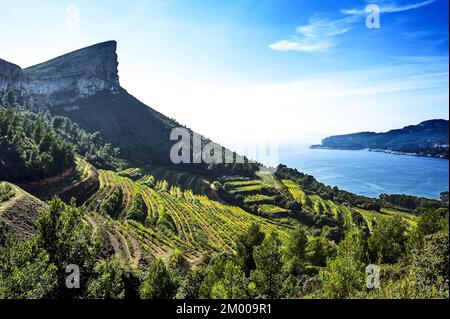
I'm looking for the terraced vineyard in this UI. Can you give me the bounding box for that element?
[17,157,99,205]
[223,177,291,216]
[282,179,308,205]
[84,169,290,264]
[0,183,47,239]
[141,166,220,200]
[282,178,415,231]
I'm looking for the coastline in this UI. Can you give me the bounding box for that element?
[309,145,449,160]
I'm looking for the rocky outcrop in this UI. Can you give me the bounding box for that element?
[0,41,120,108]
[0,59,24,92]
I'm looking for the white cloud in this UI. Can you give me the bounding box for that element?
[341,0,436,15]
[271,0,437,53]
[269,39,334,52]
[268,17,357,53]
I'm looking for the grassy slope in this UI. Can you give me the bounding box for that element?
[0,183,47,239]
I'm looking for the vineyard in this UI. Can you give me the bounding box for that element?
[222,176,292,216]
[83,169,290,266]
[0,183,47,239]
[282,178,417,231]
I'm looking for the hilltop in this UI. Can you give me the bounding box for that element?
[311,120,449,159]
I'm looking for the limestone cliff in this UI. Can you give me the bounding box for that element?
[0,41,120,108]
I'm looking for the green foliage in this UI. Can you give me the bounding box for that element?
[0,107,74,181]
[306,235,336,267]
[0,197,99,299]
[50,115,126,170]
[362,232,449,299]
[412,230,449,296]
[127,191,147,224]
[320,231,366,299]
[416,208,448,237]
[36,198,100,297]
[169,248,190,276]
[0,182,14,203]
[0,236,57,299]
[100,187,123,219]
[138,175,156,188]
[198,256,227,299]
[257,204,290,214]
[87,257,125,299]
[285,225,309,275]
[276,165,380,210]
[176,265,206,299]
[156,210,177,235]
[379,193,441,212]
[368,216,408,264]
[236,223,265,275]
[117,168,144,180]
[140,259,178,299]
[210,259,248,299]
[250,232,284,298]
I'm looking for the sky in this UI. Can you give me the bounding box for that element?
[0,0,448,148]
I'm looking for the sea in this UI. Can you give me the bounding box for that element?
[278,146,449,200]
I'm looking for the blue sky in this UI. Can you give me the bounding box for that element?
[0,0,448,146]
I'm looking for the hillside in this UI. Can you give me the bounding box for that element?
[0,42,448,300]
[0,42,256,176]
[0,182,46,240]
[311,120,449,158]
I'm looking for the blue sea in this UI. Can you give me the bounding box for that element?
[278,147,449,200]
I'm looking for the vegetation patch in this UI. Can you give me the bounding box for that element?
[0,182,14,203]
[243,194,276,204]
[257,204,290,215]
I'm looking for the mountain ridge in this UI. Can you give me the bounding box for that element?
[311,119,449,159]
[0,41,256,174]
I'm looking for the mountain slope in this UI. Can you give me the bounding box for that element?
[1,41,255,175]
[0,182,47,240]
[311,120,449,158]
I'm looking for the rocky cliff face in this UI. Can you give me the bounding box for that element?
[0,41,120,108]
[0,59,24,92]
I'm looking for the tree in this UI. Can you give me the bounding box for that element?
[306,235,335,267]
[236,223,265,275]
[0,236,57,299]
[36,198,99,298]
[368,216,407,264]
[87,258,125,299]
[285,225,308,275]
[140,259,178,299]
[250,232,284,298]
[210,259,247,299]
[412,231,449,296]
[320,230,366,299]
[417,209,447,237]
[198,256,227,299]
[364,231,449,299]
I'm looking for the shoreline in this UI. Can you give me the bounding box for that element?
[309,146,449,160]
